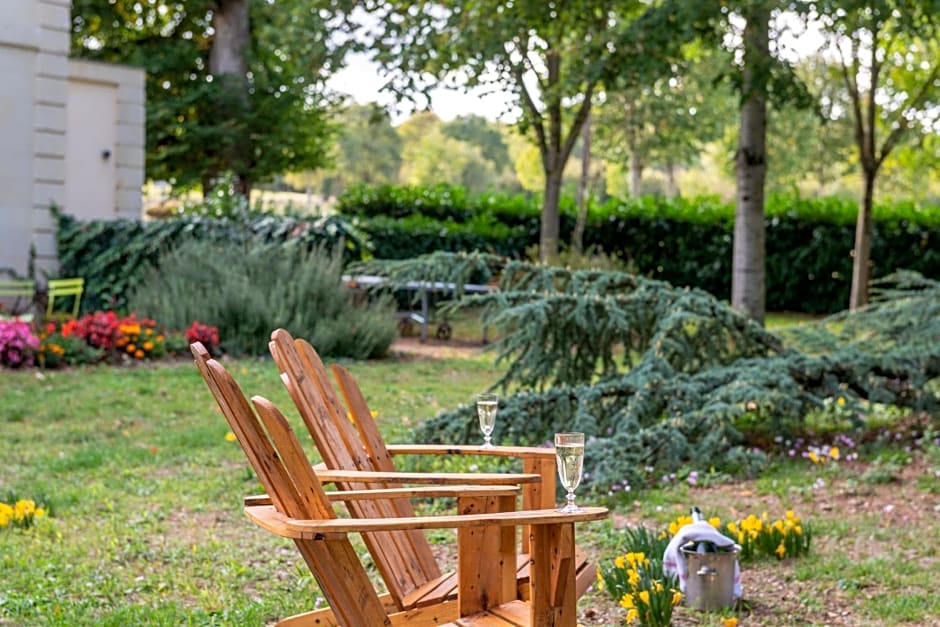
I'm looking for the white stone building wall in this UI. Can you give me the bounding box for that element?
[0,0,145,281]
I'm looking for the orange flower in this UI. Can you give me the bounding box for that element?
[143,341,154,351]
[126,343,136,353]
[134,349,145,359]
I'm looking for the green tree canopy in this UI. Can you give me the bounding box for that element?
[811,0,940,309]
[71,0,353,194]
[364,0,699,261]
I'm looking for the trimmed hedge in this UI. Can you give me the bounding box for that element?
[337,186,939,314]
[55,210,368,314]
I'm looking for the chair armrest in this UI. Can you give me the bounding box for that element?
[385,444,555,460]
[245,504,608,540]
[315,468,541,486]
[243,484,520,507]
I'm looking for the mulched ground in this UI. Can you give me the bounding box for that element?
[577,459,939,626]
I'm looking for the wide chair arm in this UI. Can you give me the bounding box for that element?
[244,484,520,507]
[246,504,608,540]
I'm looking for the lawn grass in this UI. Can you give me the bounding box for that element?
[2,351,938,626]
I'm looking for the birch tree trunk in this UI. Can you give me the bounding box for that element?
[629,150,644,197]
[541,156,564,263]
[731,5,769,325]
[664,160,678,199]
[849,172,876,309]
[572,114,591,255]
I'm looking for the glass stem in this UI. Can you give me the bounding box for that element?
[566,490,576,509]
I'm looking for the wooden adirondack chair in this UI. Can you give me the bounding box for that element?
[267,329,596,608]
[191,344,607,626]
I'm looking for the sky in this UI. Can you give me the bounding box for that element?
[327,51,516,124]
[326,13,830,125]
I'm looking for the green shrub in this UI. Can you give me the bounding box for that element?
[367,254,939,490]
[127,240,396,358]
[337,185,939,314]
[55,208,368,314]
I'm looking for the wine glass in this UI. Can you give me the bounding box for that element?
[554,432,585,513]
[476,393,498,449]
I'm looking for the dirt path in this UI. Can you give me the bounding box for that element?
[391,336,489,360]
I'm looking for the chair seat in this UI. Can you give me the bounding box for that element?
[406,550,593,609]
[443,599,530,626]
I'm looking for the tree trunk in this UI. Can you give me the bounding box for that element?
[629,150,643,197]
[209,0,251,199]
[664,160,678,198]
[572,114,591,255]
[541,165,563,263]
[210,0,250,78]
[731,6,769,326]
[849,171,875,309]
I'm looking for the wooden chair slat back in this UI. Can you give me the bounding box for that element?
[251,397,334,520]
[269,329,442,605]
[331,363,397,474]
[191,343,296,515]
[191,345,391,626]
[269,331,368,474]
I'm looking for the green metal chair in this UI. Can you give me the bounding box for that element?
[0,280,36,318]
[46,278,84,318]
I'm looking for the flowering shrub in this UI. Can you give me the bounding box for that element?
[114,314,166,360]
[185,321,220,355]
[37,321,103,368]
[15,312,211,369]
[0,499,46,529]
[69,310,121,350]
[725,511,812,560]
[598,551,682,627]
[0,320,40,368]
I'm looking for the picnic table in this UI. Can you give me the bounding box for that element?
[343,274,494,342]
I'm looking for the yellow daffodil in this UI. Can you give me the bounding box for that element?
[672,590,683,605]
[619,593,635,609]
[627,568,641,588]
[0,502,12,527]
[626,608,638,623]
[638,590,650,605]
[775,543,786,558]
[808,450,820,463]
[709,516,721,529]
[830,446,840,460]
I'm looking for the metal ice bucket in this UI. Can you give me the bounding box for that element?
[681,546,739,611]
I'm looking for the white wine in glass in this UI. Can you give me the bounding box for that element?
[476,393,498,449]
[554,432,585,513]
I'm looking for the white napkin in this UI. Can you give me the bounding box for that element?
[662,520,742,597]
